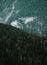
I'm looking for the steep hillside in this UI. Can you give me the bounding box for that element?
[0,23,47,65]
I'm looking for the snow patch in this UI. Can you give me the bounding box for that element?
[11,20,23,29]
[19,17,37,24]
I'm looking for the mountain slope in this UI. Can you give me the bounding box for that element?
[0,0,47,37]
[0,23,47,65]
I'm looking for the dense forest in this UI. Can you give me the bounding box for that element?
[0,23,47,65]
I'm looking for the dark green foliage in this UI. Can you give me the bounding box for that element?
[0,23,47,65]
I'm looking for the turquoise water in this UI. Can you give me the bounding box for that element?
[0,0,47,37]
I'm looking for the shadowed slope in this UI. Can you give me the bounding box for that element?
[0,23,47,65]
